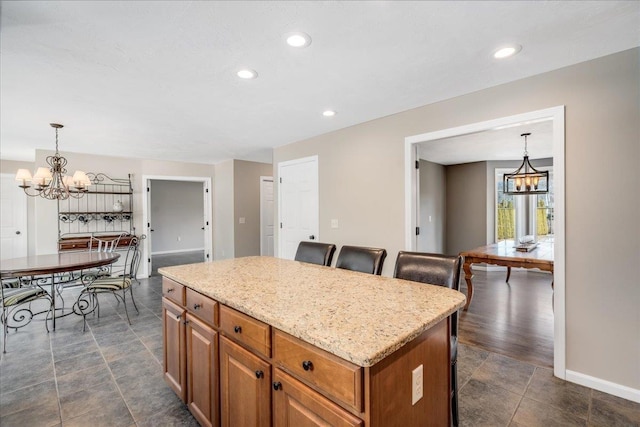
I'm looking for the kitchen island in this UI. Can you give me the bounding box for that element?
[160,256,466,427]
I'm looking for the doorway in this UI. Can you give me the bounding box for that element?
[277,155,319,260]
[141,175,213,277]
[405,106,566,379]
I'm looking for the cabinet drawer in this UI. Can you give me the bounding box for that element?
[163,277,185,306]
[186,288,218,327]
[219,305,271,358]
[273,330,363,412]
[273,369,363,427]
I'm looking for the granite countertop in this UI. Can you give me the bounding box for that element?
[159,256,466,367]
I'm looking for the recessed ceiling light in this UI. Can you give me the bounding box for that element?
[323,110,336,117]
[285,32,312,48]
[237,68,258,79]
[493,44,522,59]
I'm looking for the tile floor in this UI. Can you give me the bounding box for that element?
[1,276,639,427]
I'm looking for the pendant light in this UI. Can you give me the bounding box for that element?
[503,133,549,195]
[15,123,90,200]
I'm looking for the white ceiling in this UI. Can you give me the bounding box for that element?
[418,119,553,165]
[1,1,639,164]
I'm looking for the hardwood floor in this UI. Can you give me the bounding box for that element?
[458,268,554,368]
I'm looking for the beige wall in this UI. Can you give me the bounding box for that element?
[233,160,273,257]
[212,159,273,259]
[213,160,234,260]
[445,161,487,256]
[274,48,640,391]
[418,159,446,253]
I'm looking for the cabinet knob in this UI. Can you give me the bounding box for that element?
[302,360,313,371]
[183,320,189,325]
[193,303,201,310]
[255,370,264,379]
[167,288,174,293]
[273,382,282,391]
[234,326,242,333]
[175,314,181,319]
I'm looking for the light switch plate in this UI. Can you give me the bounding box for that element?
[239,217,245,224]
[331,219,339,229]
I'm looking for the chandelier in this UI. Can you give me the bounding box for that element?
[15,123,91,200]
[503,133,549,195]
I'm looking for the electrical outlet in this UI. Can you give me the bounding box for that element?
[331,219,339,229]
[177,236,181,242]
[239,217,245,224]
[412,364,423,405]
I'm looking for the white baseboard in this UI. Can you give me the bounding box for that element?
[472,265,507,272]
[565,370,640,403]
[151,248,205,256]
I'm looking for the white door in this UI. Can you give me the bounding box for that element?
[1,173,28,260]
[278,156,319,260]
[260,177,274,256]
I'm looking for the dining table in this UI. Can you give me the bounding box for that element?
[1,252,120,329]
[459,240,554,310]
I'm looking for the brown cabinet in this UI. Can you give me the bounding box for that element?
[273,330,363,412]
[219,305,271,357]
[162,297,186,402]
[273,369,363,427]
[186,314,219,427]
[219,336,271,427]
[162,275,451,427]
[187,288,218,326]
[163,278,186,306]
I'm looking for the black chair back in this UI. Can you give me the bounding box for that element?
[336,246,387,275]
[294,242,336,267]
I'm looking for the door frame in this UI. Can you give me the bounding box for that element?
[259,176,274,256]
[404,105,566,379]
[141,174,213,278]
[276,155,319,259]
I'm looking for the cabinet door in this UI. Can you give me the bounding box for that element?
[220,336,271,427]
[186,314,219,427]
[162,297,186,402]
[273,369,363,427]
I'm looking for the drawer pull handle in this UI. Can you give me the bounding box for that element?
[175,314,181,319]
[167,288,174,293]
[193,303,201,310]
[302,360,313,371]
[183,320,189,325]
[273,382,282,391]
[234,326,242,333]
[255,370,264,379]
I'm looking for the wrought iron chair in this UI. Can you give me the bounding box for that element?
[294,241,337,266]
[393,251,463,427]
[75,235,142,330]
[85,232,127,278]
[335,245,387,275]
[1,277,53,353]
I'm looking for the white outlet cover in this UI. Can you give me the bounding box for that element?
[412,364,423,405]
[331,219,339,228]
[239,217,245,224]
